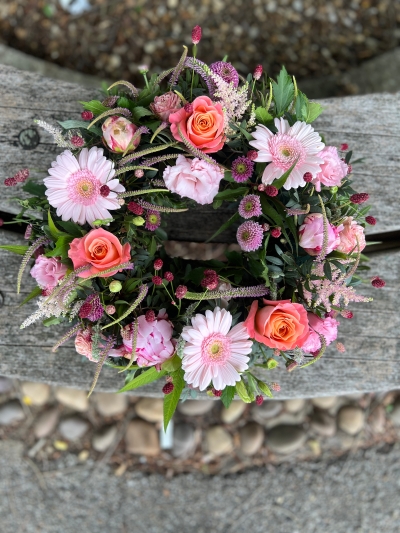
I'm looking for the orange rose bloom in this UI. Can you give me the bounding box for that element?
[68,228,131,278]
[169,95,225,153]
[244,299,310,351]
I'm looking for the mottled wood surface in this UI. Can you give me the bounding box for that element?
[0,229,399,398]
[0,65,400,241]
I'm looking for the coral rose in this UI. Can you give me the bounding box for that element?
[102,116,140,154]
[299,213,343,256]
[163,154,224,204]
[336,216,366,254]
[244,299,310,350]
[68,228,131,278]
[150,92,182,121]
[169,95,225,153]
[311,146,348,191]
[30,255,68,290]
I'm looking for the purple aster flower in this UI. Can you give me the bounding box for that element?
[238,195,262,219]
[236,221,264,252]
[209,61,239,87]
[79,294,104,322]
[145,210,161,231]
[231,156,254,183]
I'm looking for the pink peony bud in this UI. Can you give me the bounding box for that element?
[192,25,202,45]
[150,92,182,122]
[299,213,342,256]
[102,116,140,154]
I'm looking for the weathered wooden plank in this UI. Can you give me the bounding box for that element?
[0,229,399,398]
[0,64,399,242]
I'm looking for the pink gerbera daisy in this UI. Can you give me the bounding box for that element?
[44,147,125,226]
[181,307,252,391]
[249,118,324,190]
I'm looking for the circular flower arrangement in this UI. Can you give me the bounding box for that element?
[1,28,384,428]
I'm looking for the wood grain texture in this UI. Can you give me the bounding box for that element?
[1,65,400,242]
[1,229,399,398]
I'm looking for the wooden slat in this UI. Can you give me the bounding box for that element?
[0,228,399,398]
[0,65,399,242]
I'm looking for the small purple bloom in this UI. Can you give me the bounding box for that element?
[209,61,239,87]
[236,221,264,252]
[231,156,254,183]
[238,195,262,219]
[145,210,161,231]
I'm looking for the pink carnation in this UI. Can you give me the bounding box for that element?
[299,213,342,256]
[122,309,174,367]
[312,146,348,191]
[302,314,339,353]
[150,92,182,121]
[336,216,366,254]
[30,255,68,290]
[163,154,224,205]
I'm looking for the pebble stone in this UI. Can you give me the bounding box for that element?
[251,401,283,424]
[94,392,128,417]
[389,397,400,427]
[311,396,339,410]
[221,401,246,424]
[206,426,234,456]
[125,419,160,456]
[267,425,306,455]
[0,401,25,425]
[34,408,59,439]
[369,405,386,434]
[55,387,89,412]
[0,377,13,394]
[172,423,197,458]
[263,410,307,430]
[239,422,264,456]
[178,400,214,416]
[135,398,164,423]
[21,382,50,406]
[284,398,306,413]
[310,410,337,437]
[58,416,89,441]
[338,406,365,436]
[92,425,118,452]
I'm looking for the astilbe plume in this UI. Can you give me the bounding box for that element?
[35,120,77,148]
[210,72,252,134]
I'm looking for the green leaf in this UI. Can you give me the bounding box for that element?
[0,244,29,256]
[255,107,273,125]
[235,379,253,403]
[131,106,154,121]
[43,316,61,326]
[56,221,85,238]
[306,101,323,123]
[163,368,185,430]
[46,235,74,258]
[265,255,284,266]
[223,171,234,182]
[295,91,308,121]
[18,286,42,307]
[256,379,273,398]
[213,187,249,202]
[149,236,157,257]
[272,66,294,116]
[205,212,239,244]
[221,386,236,409]
[161,354,182,372]
[79,100,108,115]
[48,210,64,239]
[22,181,47,198]
[260,196,284,226]
[323,261,332,280]
[118,367,167,393]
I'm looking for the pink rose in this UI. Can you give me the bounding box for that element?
[299,213,343,256]
[336,216,366,254]
[30,255,68,290]
[302,314,339,354]
[150,92,182,121]
[311,146,348,191]
[163,154,224,205]
[122,309,175,367]
[102,116,140,153]
[169,95,226,153]
[244,299,310,351]
[68,228,131,278]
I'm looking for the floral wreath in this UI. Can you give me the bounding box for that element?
[1,26,385,428]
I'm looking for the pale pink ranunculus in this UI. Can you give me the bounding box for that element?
[299,213,343,256]
[336,216,366,254]
[30,255,68,290]
[169,95,226,153]
[150,92,182,121]
[102,116,140,153]
[312,146,348,191]
[302,314,339,354]
[122,309,175,367]
[163,154,224,205]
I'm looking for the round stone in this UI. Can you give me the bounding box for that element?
[338,406,365,436]
[239,422,264,456]
[369,405,386,434]
[125,419,160,455]
[21,382,50,406]
[267,425,306,454]
[178,400,214,416]
[0,377,13,394]
[92,425,118,452]
[221,401,246,424]
[284,398,306,413]
[206,426,234,456]
[94,392,128,417]
[55,387,89,412]
[58,416,89,441]
[172,423,197,458]
[0,401,25,425]
[34,408,59,439]
[311,396,339,410]
[310,410,337,437]
[135,398,164,423]
[390,397,400,427]
[251,401,282,424]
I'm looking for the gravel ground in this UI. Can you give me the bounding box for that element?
[1,0,399,93]
[1,439,400,533]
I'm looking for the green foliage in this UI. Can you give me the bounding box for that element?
[272,67,294,116]
[221,385,236,408]
[163,368,185,430]
[235,379,254,403]
[255,106,273,125]
[79,100,109,115]
[118,367,167,393]
[22,181,47,198]
[0,244,29,255]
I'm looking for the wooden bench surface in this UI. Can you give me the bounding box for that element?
[0,64,399,397]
